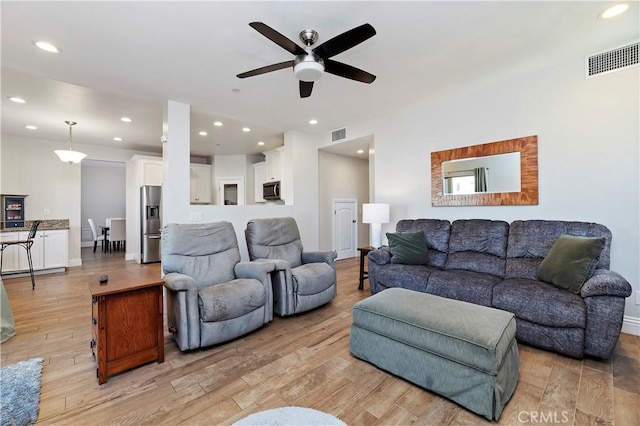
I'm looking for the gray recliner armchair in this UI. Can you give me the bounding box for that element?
[245,217,337,316]
[161,221,274,351]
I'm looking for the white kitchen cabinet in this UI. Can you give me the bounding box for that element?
[253,161,266,203]
[130,155,163,187]
[190,164,212,204]
[1,230,68,273]
[19,230,68,270]
[0,232,21,272]
[141,159,163,186]
[264,147,284,182]
[41,230,68,269]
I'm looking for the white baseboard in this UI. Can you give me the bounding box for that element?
[68,258,82,267]
[622,315,640,336]
[125,253,137,261]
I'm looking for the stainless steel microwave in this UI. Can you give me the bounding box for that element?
[263,181,281,200]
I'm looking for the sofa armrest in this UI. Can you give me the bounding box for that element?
[163,272,197,291]
[580,269,632,298]
[302,251,337,266]
[368,247,391,265]
[234,261,275,281]
[250,258,291,272]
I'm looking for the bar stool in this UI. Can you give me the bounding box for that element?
[0,220,41,290]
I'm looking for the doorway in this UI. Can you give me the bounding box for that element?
[333,200,357,260]
[80,160,126,259]
[217,177,245,205]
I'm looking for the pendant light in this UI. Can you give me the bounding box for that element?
[54,120,86,164]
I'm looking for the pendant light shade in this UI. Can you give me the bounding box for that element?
[55,120,86,164]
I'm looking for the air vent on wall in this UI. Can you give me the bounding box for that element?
[332,128,346,142]
[585,41,638,79]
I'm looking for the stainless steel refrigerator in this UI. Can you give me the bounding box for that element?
[140,185,161,264]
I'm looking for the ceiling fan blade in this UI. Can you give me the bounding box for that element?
[300,81,314,98]
[237,60,294,78]
[249,22,306,56]
[313,23,376,59]
[325,60,376,84]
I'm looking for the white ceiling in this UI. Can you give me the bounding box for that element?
[1,1,637,159]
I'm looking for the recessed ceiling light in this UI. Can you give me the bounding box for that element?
[357,149,364,154]
[242,127,251,132]
[33,40,61,53]
[199,131,208,136]
[25,125,37,130]
[113,137,123,142]
[213,121,223,127]
[120,117,132,123]
[309,119,318,125]
[8,97,26,103]
[599,3,629,18]
[258,141,265,146]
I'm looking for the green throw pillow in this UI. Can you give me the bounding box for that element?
[537,235,606,294]
[387,232,429,265]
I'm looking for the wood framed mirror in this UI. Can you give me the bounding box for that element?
[431,135,538,206]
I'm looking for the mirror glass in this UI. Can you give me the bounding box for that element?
[431,135,538,206]
[443,152,521,195]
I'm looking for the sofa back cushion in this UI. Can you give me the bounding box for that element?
[506,220,612,280]
[245,217,304,268]
[162,221,240,287]
[444,219,509,277]
[396,219,450,268]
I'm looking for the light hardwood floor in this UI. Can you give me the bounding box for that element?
[1,248,638,425]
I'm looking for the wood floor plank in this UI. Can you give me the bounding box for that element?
[539,363,581,411]
[613,386,640,426]
[576,366,614,423]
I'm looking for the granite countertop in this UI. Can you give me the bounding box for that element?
[0,219,70,233]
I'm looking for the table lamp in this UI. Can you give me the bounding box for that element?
[363,203,390,248]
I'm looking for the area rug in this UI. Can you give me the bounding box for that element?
[0,358,43,426]
[234,406,346,426]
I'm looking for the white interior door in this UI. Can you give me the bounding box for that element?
[333,200,357,260]
[217,177,245,205]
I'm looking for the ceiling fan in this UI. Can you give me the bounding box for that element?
[237,22,376,98]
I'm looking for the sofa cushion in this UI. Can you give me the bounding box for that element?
[396,219,451,268]
[445,220,509,277]
[292,263,335,295]
[387,232,429,265]
[427,270,502,307]
[506,220,612,280]
[373,264,437,293]
[493,278,586,328]
[198,279,266,322]
[537,235,606,294]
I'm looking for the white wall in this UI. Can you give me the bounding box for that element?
[0,134,161,266]
[80,161,126,242]
[338,58,640,326]
[318,151,370,251]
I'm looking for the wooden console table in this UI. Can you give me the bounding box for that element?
[89,268,164,384]
[357,246,374,290]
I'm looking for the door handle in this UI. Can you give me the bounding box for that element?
[148,235,161,239]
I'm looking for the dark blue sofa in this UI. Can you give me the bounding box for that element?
[367,219,632,359]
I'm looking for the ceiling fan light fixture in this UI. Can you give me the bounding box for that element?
[294,55,325,82]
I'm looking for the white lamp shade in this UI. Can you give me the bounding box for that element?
[55,149,87,164]
[362,203,390,224]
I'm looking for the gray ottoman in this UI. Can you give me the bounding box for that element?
[350,288,519,420]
